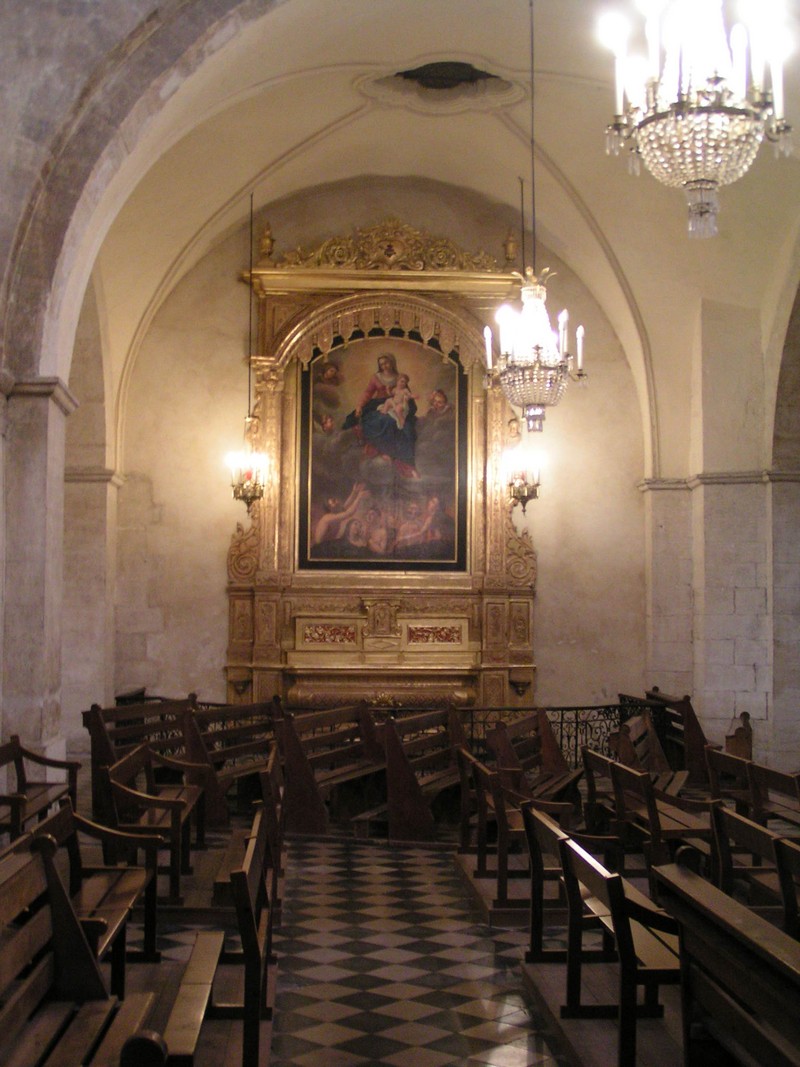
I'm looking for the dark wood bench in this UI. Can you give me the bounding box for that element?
[560,836,680,1067]
[104,744,207,904]
[181,698,278,826]
[705,743,752,814]
[277,704,384,834]
[484,709,584,803]
[82,699,194,822]
[655,859,800,1067]
[645,687,716,786]
[382,707,466,842]
[162,802,276,1067]
[30,801,163,998]
[747,760,800,831]
[0,734,81,841]
[0,846,166,1066]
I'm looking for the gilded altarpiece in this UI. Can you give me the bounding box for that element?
[226,220,537,708]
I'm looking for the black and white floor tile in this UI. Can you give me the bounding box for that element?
[269,837,569,1066]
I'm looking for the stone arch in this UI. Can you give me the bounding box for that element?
[1,0,275,384]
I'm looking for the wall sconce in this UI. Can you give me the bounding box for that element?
[225,429,269,514]
[509,669,532,697]
[502,423,543,514]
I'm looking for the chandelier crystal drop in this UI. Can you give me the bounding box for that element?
[600,0,792,237]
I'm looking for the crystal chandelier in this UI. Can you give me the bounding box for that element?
[484,0,586,433]
[599,0,792,237]
[225,195,269,514]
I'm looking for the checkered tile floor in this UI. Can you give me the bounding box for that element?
[270,837,568,1066]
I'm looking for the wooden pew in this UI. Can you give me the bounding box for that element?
[747,760,800,831]
[0,846,166,1066]
[30,800,163,998]
[654,860,800,1067]
[162,802,276,1067]
[277,704,384,834]
[382,707,466,842]
[645,687,715,787]
[181,699,278,826]
[705,744,752,815]
[82,698,193,821]
[610,708,689,796]
[484,709,584,803]
[559,837,680,1067]
[0,734,81,841]
[104,744,207,904]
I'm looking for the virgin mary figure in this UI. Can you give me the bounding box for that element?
[342,352,418,478]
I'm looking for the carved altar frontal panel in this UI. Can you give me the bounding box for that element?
[292,614,471,657]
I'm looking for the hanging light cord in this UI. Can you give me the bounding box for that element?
[528,0,536,277]
[247,191,254,419]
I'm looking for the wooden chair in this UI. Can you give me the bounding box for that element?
[104,743,207,903]
[460,747,572,910]
[521,802,621,964]
[30,800,163,997]
[559,837,680,1067]
[581,747,617,833]
[775,835,800,940]
[610,760,712,885]
[710,801,784,926]
[0,734,81,840]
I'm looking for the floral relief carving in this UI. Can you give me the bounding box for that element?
[303,623,358,645]
[407,625,462,644]
[506,513,537,589]
[227,514,260,583]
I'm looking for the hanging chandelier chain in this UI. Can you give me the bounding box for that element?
[528,0,537,276]
[247,191,254,418]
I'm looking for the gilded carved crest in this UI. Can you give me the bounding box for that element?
[270,218,500,274]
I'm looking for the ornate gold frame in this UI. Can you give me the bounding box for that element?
[226,219,537,708]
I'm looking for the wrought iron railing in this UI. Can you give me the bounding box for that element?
[459,702,644,769]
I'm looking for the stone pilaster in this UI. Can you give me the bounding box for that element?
[3,378,77,753]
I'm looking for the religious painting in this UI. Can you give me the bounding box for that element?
[298,336,467,570]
